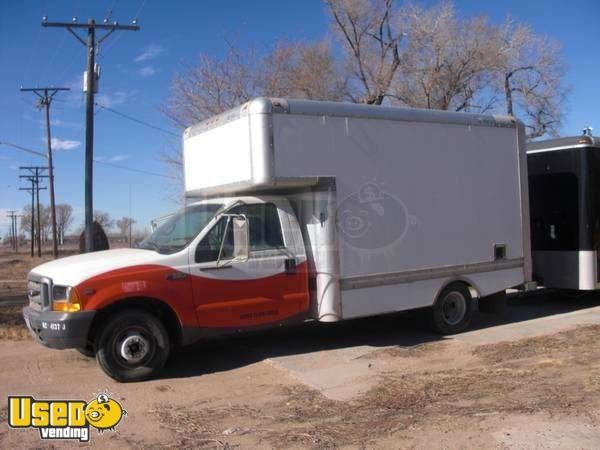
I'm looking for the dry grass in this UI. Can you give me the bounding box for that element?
[473,324,600,364]
[152,324,600,448]
[0,248,79,299]
[0,252,51,299]
[0,304,30,341]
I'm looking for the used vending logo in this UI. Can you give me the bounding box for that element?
[7,393,126,442]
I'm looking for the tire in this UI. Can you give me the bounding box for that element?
[430,283,473,335]
[76,345,95,358]
[96,309,170,382]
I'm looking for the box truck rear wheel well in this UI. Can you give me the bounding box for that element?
[88,297,183,349]
[434,278,480,301]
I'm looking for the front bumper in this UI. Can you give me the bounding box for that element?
[23,306,96,349]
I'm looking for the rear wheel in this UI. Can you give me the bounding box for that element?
[96,309,170,382]
[430,283,473,334]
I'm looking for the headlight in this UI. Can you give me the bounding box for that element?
[52,285,82,312]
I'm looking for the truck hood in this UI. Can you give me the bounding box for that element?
[29,248,166,287]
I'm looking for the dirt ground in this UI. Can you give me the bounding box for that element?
[1,292,600,449]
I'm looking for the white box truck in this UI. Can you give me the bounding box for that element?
[23,98,532,381]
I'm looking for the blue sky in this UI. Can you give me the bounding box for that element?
[1,0,599,237]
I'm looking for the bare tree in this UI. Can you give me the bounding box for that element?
[40,206,52,242]
[494,19,568,138]
[19,204,33,235]
[392,2,497,112]
[325,0,405,104]
[165,39,345,128]
[262,40,346,101]
[163,0,569,154]
[164,43,259,128]
[56,204,73,245]
[22,204,52,242]
[116,217,136,239]
[162,38,345,186]
[93,210,113,230]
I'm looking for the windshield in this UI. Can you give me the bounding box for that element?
[139,203,223,254]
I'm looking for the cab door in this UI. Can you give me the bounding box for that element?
[188,200,309,329]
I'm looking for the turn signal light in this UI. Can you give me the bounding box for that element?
[52,287,82,312]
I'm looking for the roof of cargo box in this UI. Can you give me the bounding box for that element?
[527,135,600,154]
[184,97,518,139]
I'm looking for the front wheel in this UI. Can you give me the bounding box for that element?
[430,283,473,334]
[96,310,170,382]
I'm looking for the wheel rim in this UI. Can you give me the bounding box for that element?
[111,326,156,368]
[442,291,467,326]
[119,333,150,363]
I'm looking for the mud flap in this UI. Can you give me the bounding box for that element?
[478,291,508,314]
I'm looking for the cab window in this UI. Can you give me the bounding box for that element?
[195,203,284,263]
[195,217,234,262]
[230,203,284,251]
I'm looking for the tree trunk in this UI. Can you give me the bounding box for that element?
[504,73,514,116]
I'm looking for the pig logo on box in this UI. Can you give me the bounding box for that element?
[338,182,414,253]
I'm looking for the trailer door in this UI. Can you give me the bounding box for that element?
[188,202,309,328]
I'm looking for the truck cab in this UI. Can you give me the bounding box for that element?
[23,196,310,381]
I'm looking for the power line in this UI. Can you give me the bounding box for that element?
[104,0,119,23]
[100,0,147,58]
[93,158,176,179]
[133,0,148,20]
[42,16,140,252]
[95,102,179,137]
[0,140,174,179]
[0,141,48,158]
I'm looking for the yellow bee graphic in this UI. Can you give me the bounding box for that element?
[84,394,126,432]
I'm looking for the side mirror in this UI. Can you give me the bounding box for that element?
[232,216,250,261]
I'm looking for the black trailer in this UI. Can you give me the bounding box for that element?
[527,133,600,290]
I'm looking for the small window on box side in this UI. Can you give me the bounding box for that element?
[494,244,506,261]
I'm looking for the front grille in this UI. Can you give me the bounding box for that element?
[27,278,50,310]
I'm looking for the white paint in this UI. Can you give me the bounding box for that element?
[341,267,525,319]
[578,250,597,290]
[272,113,525,280]
[527,143,597,154]
[29,248,183,287]
[183,117,253,192]
[29,197,301,288]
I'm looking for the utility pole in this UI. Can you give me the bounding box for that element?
[20,87,70,259]
[13,214,22,252]
[42,17,140,252]
[20,167,48,257]
[19,180,36,257]
[7,210,17,252]
[128,184,132,248]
